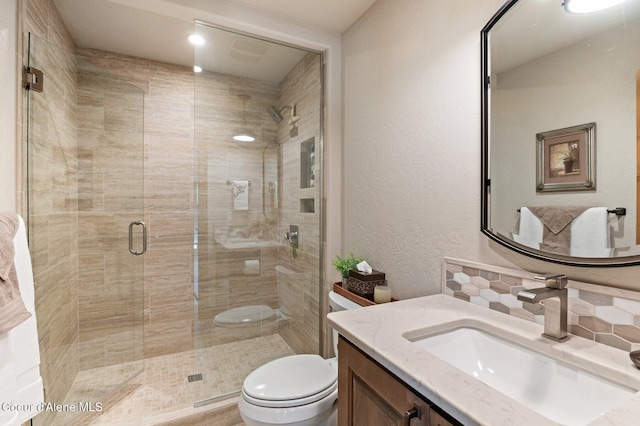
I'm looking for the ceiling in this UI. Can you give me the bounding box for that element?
[52,0,376,84]
[54,0,640,84]
[490,0,640,74]
[163,0,377,34]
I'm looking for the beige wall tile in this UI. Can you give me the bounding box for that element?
[104,92,144,132]
[78,48,150,93]
[145,98,194,139]
[144,319,193,358]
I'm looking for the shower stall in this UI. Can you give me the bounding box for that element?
[24,15,323,424]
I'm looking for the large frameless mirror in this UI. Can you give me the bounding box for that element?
[481,0,640,266]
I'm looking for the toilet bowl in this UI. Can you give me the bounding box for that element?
[214,305,278,326]
[238,291,362,426]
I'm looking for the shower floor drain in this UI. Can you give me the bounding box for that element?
[187,373,203,383]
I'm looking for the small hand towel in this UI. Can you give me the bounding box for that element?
[0,213,31,334]
[528,206,590,255]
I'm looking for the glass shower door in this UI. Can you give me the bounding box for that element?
[26,33,145,425]
[192,22,324,406]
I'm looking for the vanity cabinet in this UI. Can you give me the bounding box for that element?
[338,336,459,426]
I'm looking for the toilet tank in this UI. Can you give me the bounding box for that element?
[328,291,363,356]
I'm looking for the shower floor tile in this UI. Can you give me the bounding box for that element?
[57,334,294,425]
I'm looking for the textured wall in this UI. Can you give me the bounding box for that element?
[342,0,505,299]
[342,0,640,298]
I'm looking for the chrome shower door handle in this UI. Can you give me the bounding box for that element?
[129,221,147,255]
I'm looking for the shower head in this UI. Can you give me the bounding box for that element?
[267,106,284,124]
[268,105,300,126]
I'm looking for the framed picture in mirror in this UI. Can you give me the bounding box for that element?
[536,122,596,192]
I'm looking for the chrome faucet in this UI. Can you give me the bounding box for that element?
[517,274,568,342]
[284,225,299,248]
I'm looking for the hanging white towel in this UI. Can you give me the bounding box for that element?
[513,207,542,250]
[0,335,18,425]
[571,207,613,257]
[0,215,44,425]
[0,213,31,333]
[233,180,249,210]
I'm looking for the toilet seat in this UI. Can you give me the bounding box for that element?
[242,354,337,408]
[214,305,276,325]
[242,382,337,408]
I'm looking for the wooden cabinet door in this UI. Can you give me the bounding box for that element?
[338,337,430,426]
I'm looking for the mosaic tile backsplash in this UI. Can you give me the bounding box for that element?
[443,258,640,352]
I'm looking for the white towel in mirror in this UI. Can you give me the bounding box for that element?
[513,207,542,249]
[571,207,613,257]
[514,207,613,257]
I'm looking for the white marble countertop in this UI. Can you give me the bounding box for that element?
[327,294,640,425]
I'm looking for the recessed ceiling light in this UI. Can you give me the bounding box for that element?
[563,0,627,13]
[193,65,202,73]
[188,34,205,45]
[233,134,255,142]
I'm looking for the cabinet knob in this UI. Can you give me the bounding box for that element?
[404,406,421,425]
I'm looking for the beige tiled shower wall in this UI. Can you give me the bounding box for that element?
[76,49,197,360]
[75,56,145,370]
[77,48,293,359]
[194,69,282,349]
[17,1,79,425]
[276,53,323,354]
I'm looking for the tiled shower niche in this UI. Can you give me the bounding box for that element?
[300,137,315,189]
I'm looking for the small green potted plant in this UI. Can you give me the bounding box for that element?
[332,253,363,286]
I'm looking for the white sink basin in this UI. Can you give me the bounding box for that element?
[409,327,636,425]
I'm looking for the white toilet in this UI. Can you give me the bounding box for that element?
[238,291,362,426]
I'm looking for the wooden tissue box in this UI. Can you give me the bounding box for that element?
[347,269,386,300]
